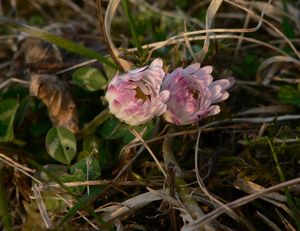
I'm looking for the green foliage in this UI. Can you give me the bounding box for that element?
[82,135,102,155]
[72,67,107,92]
[0,98,19,142]
[278,85,300,105]
[45,127,77,165]
[99,116,154,144]
[99,117,128,140]
[1,0,300,230]
[70,157,101,181]
[59,186,104,226]
[59,169,85,194]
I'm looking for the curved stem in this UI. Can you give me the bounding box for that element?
[78,109,111,139]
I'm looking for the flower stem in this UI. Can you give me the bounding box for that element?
[130,128,167,178]
[162,128,215,230]
[78,109,111,139]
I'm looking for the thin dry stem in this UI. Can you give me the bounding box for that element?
[32,184,53,229]
[0,152,41,184]
[183,177,300,230]
[130,128,167,178]
[56,194,99,229]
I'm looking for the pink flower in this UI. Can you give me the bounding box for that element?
[105,58,170,126]
[161,63,234,125]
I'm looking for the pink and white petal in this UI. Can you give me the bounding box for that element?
[183,63,201,75]
[159,90,170,102]
[209,79,232,90]
[128,66,148,74]
[110,99,122,114]
[209,85,222,101]
[200,65,213,74]
[207,105,221,116]
[163,110,181,125]
[226,77,235,88]
[149,58,163,69]
[211,92,229,104]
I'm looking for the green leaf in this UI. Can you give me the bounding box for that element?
[0,16,117,69]
[99,117,128,139]
[46,127,77,164]
[82,135,102,155]
[72,67,107,92]
[59,186,104,226]
[278,85,300,105]
[44,193,72,213]
[0,98,19,142]
[59,169,85,194]
[70,157,101,181]
[98,145,113,170]
[122,121,154,144]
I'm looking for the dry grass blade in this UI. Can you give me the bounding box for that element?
[234,178,294,218]
[128,34,287,56]
[256,211,281,231]
[256,56,300,84]
[234,178,286,202]
[198,0,223,61]
[0,152,41,184]
[224,0,300,59]
[130,128,167,178]
[276,209,297,231]
[56,194,99,229]
[96,191,162,222]
[236,105,294,116]
[32,184,53,229]
[194,129,255,230]
[102,0,132,71]
[162,131,215,231]
[182,177,300,230]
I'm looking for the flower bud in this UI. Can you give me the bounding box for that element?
[105,59,170,126]
[161,63,234,125]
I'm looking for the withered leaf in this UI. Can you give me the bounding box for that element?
[30,74,79,134]
[9,37,63,77]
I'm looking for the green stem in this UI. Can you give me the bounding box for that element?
[162,128,215,231]
[78,109,111,139]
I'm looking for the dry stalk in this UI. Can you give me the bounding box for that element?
[182,177,300,230]
[0,152,41,184]
[130,128,167,178]
[56,194,99,229]
[162,128,215,231]
[32,184,53,229]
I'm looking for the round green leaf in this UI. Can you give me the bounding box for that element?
[46,127,77,164]
[70,157,101,180]
[72,66,107,91]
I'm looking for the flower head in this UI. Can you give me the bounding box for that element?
[161,63,234,125]
[105,58,170,126]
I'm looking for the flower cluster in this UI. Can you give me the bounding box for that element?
[105,59,234,126]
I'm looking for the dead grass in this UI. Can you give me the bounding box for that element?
[0,0,300,230]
